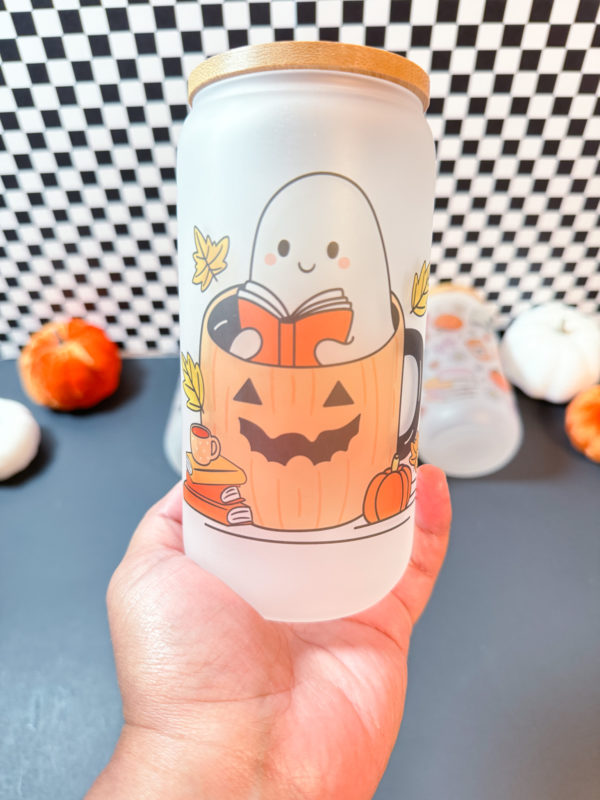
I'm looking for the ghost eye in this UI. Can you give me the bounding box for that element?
[234,378,262,405]
[277,239,290,257]
[327,241,339,259]
[324,381,353,407]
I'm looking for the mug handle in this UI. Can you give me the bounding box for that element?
[210,436,221,461]
[396,327,423,461]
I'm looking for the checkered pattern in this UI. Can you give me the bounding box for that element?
[1,0,599,358]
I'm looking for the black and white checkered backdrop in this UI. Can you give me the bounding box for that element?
[1,0,599,358]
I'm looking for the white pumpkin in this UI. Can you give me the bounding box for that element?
[500,303,600,404]
[0,398,40,480]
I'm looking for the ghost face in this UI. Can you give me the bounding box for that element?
[250,173,389,313]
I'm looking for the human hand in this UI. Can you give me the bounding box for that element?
[87,465,451,800]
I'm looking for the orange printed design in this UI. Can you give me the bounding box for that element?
[363,455,413,524]
[237,288,353,367]
[424,376,454,391]
[489,369,511,392]
[466,338,492,361]
[186,172,425,534]
[183,423,253,526]
[200,289,405,530]
[434,313,463,330]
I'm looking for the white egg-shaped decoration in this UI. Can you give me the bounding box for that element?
[0,398,41,480]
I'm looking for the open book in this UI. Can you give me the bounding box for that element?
[238,282,352,319]
[237,281,353,367]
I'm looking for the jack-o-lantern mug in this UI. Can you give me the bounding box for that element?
[178,42,435,621]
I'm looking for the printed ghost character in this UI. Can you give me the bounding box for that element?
[230,172,395,365]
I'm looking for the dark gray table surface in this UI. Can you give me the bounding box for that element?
[1,357,598,800]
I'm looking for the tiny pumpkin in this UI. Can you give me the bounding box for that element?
[565,385,600,463]
[363,454,412,524]
[19,319,121,411]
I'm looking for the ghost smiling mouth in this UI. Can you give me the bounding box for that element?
[239,415,360,465]
[298,261,316,273]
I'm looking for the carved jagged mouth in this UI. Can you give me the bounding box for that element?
[239,415,361,466]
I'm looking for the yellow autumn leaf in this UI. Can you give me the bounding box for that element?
[192,226,229,291]
[409,433,419,470]
[181,351,204,412]
[410,261,430,317]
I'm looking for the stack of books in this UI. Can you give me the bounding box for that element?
[184,451,252,526]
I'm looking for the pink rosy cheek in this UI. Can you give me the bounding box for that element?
[338,257,351,269]
[264,253,276,266]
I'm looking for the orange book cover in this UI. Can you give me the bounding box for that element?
[238,297,352,366]
[185,451,246,486]
[184,479,252,526]
[187,482,242,504]
[238,300,281,365]
[291,309,353,366]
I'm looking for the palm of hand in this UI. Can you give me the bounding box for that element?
[107,466,450,800]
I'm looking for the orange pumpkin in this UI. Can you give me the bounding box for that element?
[363,455,412,524]
[19,319,121,411]
[200,288,404,530]
[565,385,600,463]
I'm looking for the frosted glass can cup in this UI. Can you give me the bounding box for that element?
[177,42,436,621]
[419,285,523,478]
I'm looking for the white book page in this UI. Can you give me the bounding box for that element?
[239,281,288,318]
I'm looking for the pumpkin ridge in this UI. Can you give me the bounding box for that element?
[63,340,96,367]
[18,320,120,411]
[373,472,389,522]
[337,457,352,526]
[370,357,380,465]
[276,476,285,529]
[315,474,322,530]
[363,471,387,523]
[565,385,600,462]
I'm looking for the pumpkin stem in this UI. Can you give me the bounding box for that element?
[391,454,400,472]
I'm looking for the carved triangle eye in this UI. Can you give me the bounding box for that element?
[324,381,353,407]
[234,378,262,405]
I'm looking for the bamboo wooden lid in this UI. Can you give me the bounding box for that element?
[188,41,429,110]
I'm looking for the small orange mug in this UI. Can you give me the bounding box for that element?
[190,423,221,465]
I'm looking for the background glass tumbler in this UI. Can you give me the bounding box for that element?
[177,42,436,621]
[419,285,523,478]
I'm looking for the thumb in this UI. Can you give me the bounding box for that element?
[124,481,184,560]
